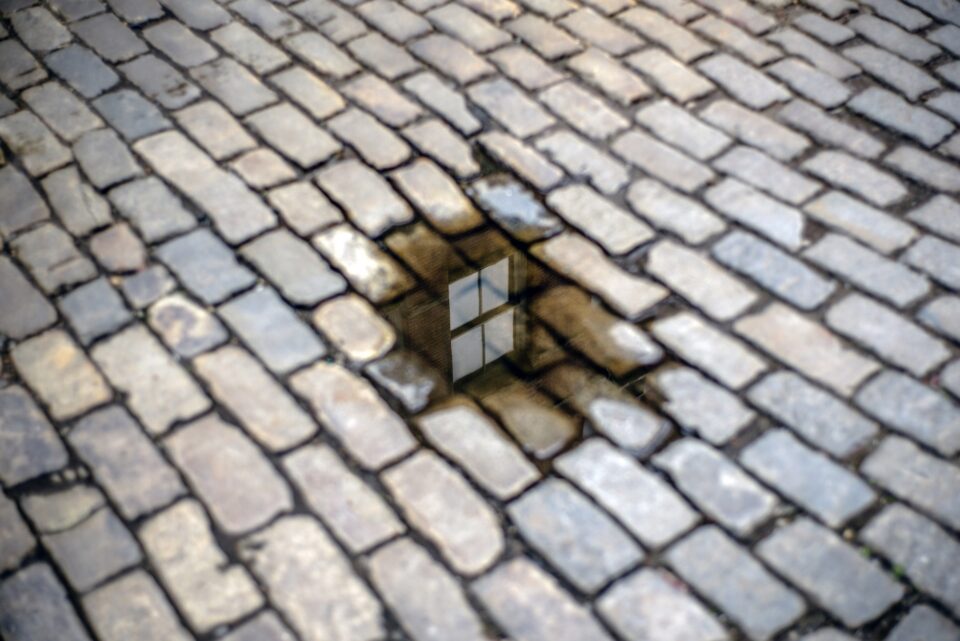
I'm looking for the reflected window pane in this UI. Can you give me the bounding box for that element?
[484,307,514,365]
[452,325,483,380]
[449,273,479,330]
[480,257,510,313]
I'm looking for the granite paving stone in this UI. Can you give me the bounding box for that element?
[58,277,131,345]
[23,81,102,142]
[82,571,192,641]
[0,385,69,486]
[704,179,806,251]
[884,605,960,641]
[0,111,71,176]
[0,165,50,238]
[650,366,756,445]
[240,229,346,306]
[904,235,960,291]
[147,293,227,358]
[0,564,92,641]
[702,99,809,161]
[627,178,726,244]
[9,225,97,292]
[41,166,112,237]
[0,257,57,340]
[107,176,196,242]
[777,102,880,159]
[0,491,34,572]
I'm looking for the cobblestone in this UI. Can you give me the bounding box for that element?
[1,564,92,641]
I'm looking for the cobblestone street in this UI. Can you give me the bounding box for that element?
[2,0,960,639]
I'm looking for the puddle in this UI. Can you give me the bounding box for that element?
[378,177,672,461]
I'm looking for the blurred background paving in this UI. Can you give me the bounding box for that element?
[1,0,960,639]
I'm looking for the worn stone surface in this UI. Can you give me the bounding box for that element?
[43,506,141,592]
[83,571,192,641]
[650,366,756,445]
[0,564,92,641]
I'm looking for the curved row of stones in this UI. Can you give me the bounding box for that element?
[1,0,960,640]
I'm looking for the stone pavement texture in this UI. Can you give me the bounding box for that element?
[1,0,960,639]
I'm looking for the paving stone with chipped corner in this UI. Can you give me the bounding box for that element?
[316,159,413,237]
[384,450,503,575]
[860,504,960,618]
[861,435,960,531]
[542,363,670,456]
[803,233,929,309]
[741,429,875,527]
[470,175,563,241]
[0,257,56,341]
[93,325,210,434]
[58,277,131,345]
[855,370,960,457]
[391,158,483,234]
[479,132,565,192]
[598,568,729,641]
[165,414,292,535]
[0,385,68,486]
[650,366,756,445]
[195,346,317,452]
[370,538,488,641]
[0,491,34,572]
[735,303,879,397]
[108,176,196,242]
[12,330,110,422]
[284,444,403,552]
[0,111,71,177]
[758,518,903,628]
[654,438,778,537]
[23,81,103,142]
[613,129,715,194]
[533,232,668,319]
[827,294,950,378]
[82,571,192,641]
[313,224,415,304]
[536,130,630,195]
[509,478,643,593]
[0,564,92,641]
[156,229,256,304]
[365,349,448,413]
[135,132,276,244]
[140,499,263,632]
[42,506,141,593]
[472,557,616,641]
[665,526,805,641]
[291,362,417,469]
[557,438,699,548]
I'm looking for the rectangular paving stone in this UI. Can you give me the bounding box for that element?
[509,478,643,593]
[0,491,34,572]
[742,429,875,527]
[92,324,211,435]
[291,362,416,469]
[118,54,201,110]
[619,7,712,62]
[757,518,903,627]
[92,89,170,141]
[316,159,412,237]
[654,438,778,537]
[0,165,50,238]
[24,81,103,142]
[804,190,916,254]
[220,612,296,641]
[612,129,714,193]
[478,132,565,192]
[665,526,805,641]
[468,77,556,139]
[748,371,877,458]
[861,504,960,617]
[506,13,582,59]
[140,499,263,632]
[342,73,422,128]
[284,31,361,78]
[12,330,110,422]
[11,224,96,293]
[626,178,725,244]
[920,295,960,342]
[42,506,141,592]
[284,444,403,553]
[767,57,850,108]
[652,311,768,390]
[73,128,143,189]
[166,414,292,535]
[637,98,731,160]
[163,0,231,30]
[45,44,118,98]
[370,538,488,641]
[403,119,481,180]
[885,605,959,641]
[803,151,907,208]
[803,233,929,309]
[547,184,653,255]
[1,564,92,641]
[71,13,147,63]
[289,0,366,42]
[0,111,71,177]
[135,131,276,244]
[712,230,834,310]
[143,19,218,67]
[211,22,289,74]
[626,47,715,102]
[904,235,960,291]
[698,53,790,109]
[849,14,939,62]
[173,100,256,160]
[599,568,728,641]
[108,176,196,242]
[561,8,642,54]
[147,293,226,358]
[59,277,131,345]
[885,145,960,192]
[0,256,56,341]
[195,346,318,452]
[410,34,493,85]
[190,57,278,116]
[83,571,192,641]
[384,451,504,576]
[735,303,879,397]
[768,28,860,79]
[861,436,960,531]
[566,47,651,106]
[847,87,953,148]
[777,99,885,159]
[844,44,939,101]
[70,406,184,520]
[714,146,821,205]
[855,371,960,457]
[313,224,415,304]
[472,558,615,641]
[0,39,48,91]
[826,294,950,378]
[537,130,629,195]
[240,229,345,306]
[557,438,699,548]
[219,287,325,375]
[327,108,411,170]
[156,229,256,304]
[539,81,628,141]
[347,32,420,80]
[41,166,111,237]
[489,45,563,91]
[240,516,382,641]
[312,294,395,365]
[0,386,69,486]
[402,71,481,134]
[691,15,781,64]
[246,103,340,169]
[268,181,343,236]
[647,239,757,321]
[650,366,756,445]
